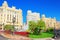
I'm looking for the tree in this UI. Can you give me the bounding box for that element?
[46,27,54,33]
[28,20,46,35]
[29,21,37,33]
[33,20,46,35]
[33,27,41,35]
[4,25,15,34]
[37,20,46,31]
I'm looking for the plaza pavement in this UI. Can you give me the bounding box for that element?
[0,35,8,40]
[32,38,54,40]
[0,32,60,40]
[1,33,32,40]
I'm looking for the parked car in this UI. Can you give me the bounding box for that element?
[53,29,60,38]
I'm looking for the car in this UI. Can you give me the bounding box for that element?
[53,29,60,38]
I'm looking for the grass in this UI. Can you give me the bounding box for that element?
[29,32,54,38]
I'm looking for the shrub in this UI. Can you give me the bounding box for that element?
[46,27,54,33]
[33,27,41,35]
[4,25,15,34]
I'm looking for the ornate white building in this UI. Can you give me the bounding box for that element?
[41,14,56,29]
[55,21,60,29]
[27,10,40,24]
[0,1,23,30]
[0,1,60,31]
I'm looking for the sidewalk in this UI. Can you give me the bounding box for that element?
[0,33,55,40]
[1,33,32,40]
[32,38,54,40]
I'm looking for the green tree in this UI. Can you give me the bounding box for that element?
[37,20,46,31]
[46,27,54,33]
[29,20,46,35]
[4,25,15,32]
[29,21,37,33]
[33,20,46,35]
[33,27,41,35]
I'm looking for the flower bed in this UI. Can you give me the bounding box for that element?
[4,30,12,34]
[14,32,29,37]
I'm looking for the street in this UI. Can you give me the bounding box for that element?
[0,35,8,40]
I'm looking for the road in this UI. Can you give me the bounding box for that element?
[0,35,8,40]
[0,33,32,40]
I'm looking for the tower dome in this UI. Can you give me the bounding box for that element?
[54,17,56,20]
[2,1,8,7]
[42,14,45,18]
[27,10,32,14]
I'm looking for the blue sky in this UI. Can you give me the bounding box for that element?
[0,0,60,23]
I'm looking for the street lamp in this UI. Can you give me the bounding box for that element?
[2,23,4,31]
[53,23,57,38]
[12,17,16,27]
[12,16,16,34]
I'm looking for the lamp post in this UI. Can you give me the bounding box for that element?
[12,16,16,34]
[2,23,4,31]
[53,23,56,38]
[13,17,15,27]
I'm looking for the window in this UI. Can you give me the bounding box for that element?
[14,15,16,18]
[0,8,3,12]
[17,15,18,23]
[4,14,6,16]
[7,15,9,20]
[1,14,2,16]
[8,10,11,13]
[10,14,11,21]
[1,14,2,19]
[4,19,5,22]
[14,11,16,15]
[15,12,16,14]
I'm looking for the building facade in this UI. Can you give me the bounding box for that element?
[27,10,40,24]
[0,1,23,30]
[55,21,60,29]
[41,14,56,29]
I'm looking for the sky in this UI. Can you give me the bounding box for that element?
[0,0,60,23]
